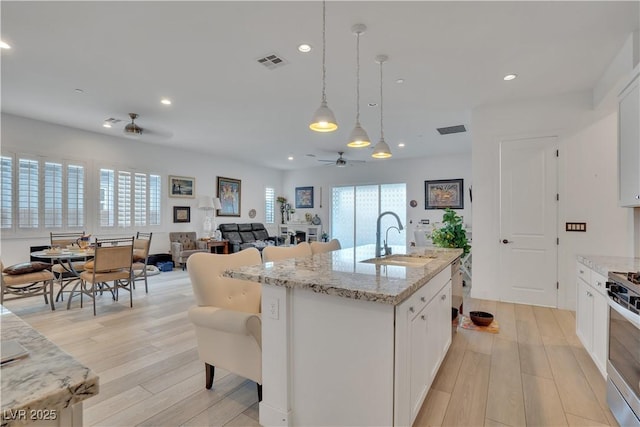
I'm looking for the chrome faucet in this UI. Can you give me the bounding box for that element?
[384,226,401,256]
[376,211,404,258]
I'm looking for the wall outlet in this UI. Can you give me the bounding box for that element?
[420,219,430,225]
[565,222,587,232]
[266,297,279,320]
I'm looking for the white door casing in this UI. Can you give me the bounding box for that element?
[499,136,558,307]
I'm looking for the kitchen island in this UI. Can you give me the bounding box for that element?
[0,306,99,427]
[227,245,462,427]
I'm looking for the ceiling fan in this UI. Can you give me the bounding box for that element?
[113,113,173,139]
[318,152,366,167]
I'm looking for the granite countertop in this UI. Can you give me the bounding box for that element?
[0,306,99,427]
[226,245,462,305]
[577,255,640,277]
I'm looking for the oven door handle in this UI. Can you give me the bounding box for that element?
[608,297,640,329]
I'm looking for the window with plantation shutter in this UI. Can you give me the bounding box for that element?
[100,168,115,227]
[118,171,132,227]
[18,158,39,228]
[67,164,84,228]
[149,174,161,226]
[265,187,275,224]
[1,156,13,229]
[99,167,160,229]
[134,173,147,227]
[44,162,63,228]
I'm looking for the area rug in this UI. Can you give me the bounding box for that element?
[457,315,500,334]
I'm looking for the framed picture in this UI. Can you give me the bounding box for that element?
[295,186,314,209]
[169,175,195,198]
[217,176,241,217]
[425,179,464,209]
[173,206,191,223]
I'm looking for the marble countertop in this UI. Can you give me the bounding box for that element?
[0,306,99,427]
[226,245,462,305]
[577,254,640,277]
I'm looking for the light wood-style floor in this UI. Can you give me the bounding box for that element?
[3,271,619,427]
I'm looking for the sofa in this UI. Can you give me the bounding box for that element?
[218,223,280,253]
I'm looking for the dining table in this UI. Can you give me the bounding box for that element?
[30,248,95,309]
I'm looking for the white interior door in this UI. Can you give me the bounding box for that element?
[499,136,558,307]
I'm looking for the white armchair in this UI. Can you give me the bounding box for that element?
[169,232,209,270]
[187,248,263,399]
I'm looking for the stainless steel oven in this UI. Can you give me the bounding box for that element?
[607,271,640,427]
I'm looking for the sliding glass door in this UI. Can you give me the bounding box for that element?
[331,183,406,250]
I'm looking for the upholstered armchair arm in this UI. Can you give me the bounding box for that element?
[171,241,183,263]
[188,306,262,349]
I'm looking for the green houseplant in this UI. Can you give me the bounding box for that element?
[431,208,470,255]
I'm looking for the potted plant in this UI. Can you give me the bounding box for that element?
[431,208,470,255]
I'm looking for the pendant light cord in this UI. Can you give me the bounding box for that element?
[379,60,384,140]
[321,0,327,103]
[355,31,361,123]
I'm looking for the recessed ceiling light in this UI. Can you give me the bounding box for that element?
[74,88,84,94]
[161,98,172,105]
[503,74,517,81]
[396,79,404,84]
[398,143,405,147]
[298,44,312,53]
[0,40,11,49]
[103,122,112,128]
[288,156,294,160]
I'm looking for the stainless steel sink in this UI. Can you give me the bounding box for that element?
[360,254,437,267]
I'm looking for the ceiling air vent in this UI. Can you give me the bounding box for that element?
[437,125,467,135]
[256,53,288,70]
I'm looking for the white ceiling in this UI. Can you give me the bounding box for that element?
[1,1,638,170]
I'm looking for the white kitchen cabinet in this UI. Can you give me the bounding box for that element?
[395,268,452,426]
[575,261,608,378]
[618,65,640,207]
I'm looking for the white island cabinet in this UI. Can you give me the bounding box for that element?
[227,245,461,427]
[618,64,640,207]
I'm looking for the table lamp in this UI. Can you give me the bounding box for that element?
[198,196,215,238]
[212,197,222,240]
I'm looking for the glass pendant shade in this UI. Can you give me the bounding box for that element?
[347,121,371,147]
[309,100,338,132]
[372,138,392,159]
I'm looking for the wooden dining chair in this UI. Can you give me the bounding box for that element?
[72,237,134,315]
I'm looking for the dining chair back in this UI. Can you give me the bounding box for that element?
[75,237,134,315]
[49,232,88,301]
[310,239,341,254]
[262,242,312,262]
[132,232,153,293]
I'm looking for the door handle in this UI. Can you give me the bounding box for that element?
[502,239,513,244]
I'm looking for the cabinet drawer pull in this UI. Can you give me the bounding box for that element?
[579,269,584,274]
[421,315,426,320]
[420,296,426,302]
[409,307,415,313]
[596,281,602,287]
[441,294,446,300]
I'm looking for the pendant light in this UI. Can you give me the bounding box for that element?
[347,24,370,148]
[309,1,338,132]
[372,55,392,159]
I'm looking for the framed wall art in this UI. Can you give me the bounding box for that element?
[169,175,195,198]
[425,179,464,209]
[217,176,241,217]
[173,206,191,223]
[295,186,314,209]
